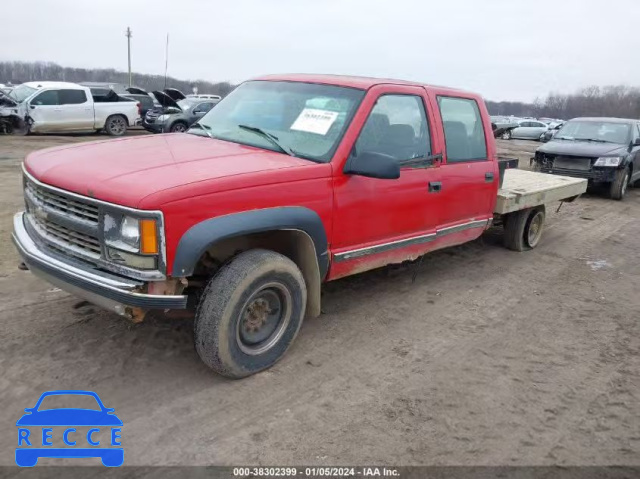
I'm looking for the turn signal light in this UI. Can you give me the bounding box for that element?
[140,219,158,254]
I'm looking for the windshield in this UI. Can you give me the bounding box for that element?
[194,80,365,162]
[556,120,631,144]
[8,85,37,103]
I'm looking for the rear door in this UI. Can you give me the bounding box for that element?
[330,85,442,279]
[427,92,498,231]
[529,120,548,139]
[58,89,94,130]
[27,89,62,132]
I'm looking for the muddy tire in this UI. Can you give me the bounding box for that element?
[104,115,127,136]
[194,249,307,379]
[169,121,188,133]
[609,167,630,200]
[503,206,546,251]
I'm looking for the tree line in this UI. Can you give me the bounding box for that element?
[486,85,640,120]
[0,61,235,97]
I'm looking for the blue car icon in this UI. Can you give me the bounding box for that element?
[16,390,123,467]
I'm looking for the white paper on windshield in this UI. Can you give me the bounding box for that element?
[290,108,339,135]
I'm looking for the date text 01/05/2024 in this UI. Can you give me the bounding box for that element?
[232,467,400,476]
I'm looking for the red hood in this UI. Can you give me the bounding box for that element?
[24,134,328,208]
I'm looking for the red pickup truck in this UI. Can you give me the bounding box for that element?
[12,74,585,378]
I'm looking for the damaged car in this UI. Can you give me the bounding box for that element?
[142,90,219,133]
[0,82,140,136]
[0,85,30,134]
[532,117,640,200]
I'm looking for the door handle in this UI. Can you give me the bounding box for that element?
[485,172,494,182]
[428,181,442,193]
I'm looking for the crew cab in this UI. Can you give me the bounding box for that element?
[1,82,140,136]
[12,74,586,378]
[533,117,640,200]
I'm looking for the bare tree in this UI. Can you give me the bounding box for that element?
[0,61,234,97]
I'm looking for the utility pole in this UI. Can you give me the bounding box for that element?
[164,33,169,90]
[125,27,132,88]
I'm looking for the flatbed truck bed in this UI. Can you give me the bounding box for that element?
[495,169,588,214]
[492,169,588,251]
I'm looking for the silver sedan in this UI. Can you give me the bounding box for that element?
[502,120,549,140]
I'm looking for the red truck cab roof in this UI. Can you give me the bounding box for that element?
[254,73,472,95]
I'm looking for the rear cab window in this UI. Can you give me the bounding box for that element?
[437,96,487,162]
[59,89,88,105]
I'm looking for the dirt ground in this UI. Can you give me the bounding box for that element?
[0,133,639,467]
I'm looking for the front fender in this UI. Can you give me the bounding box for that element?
[171,207,329,278]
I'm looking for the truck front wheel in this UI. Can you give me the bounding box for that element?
[609,167,630,200]
[104,115,128,136]
[503,206,546,251]
[194,249,307,378]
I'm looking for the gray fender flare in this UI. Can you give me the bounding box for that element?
[172,207,329,279]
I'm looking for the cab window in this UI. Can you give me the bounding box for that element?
[437,96,487,162]
[31,90,60,106]
[354,94,430,162]
[59,89,87,105]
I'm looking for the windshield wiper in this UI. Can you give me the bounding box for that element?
[238,124,296,157]
[189,122,215,139]
[556,136,575,140]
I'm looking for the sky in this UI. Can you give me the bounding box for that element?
[2,0,640,102]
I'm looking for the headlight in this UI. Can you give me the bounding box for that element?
[104,214,159,269]
[157,114,169,122]
[594,156,623,167]
[120,216,140,249]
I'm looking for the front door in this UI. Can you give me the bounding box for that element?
[330,85,442,280]
[28,89,62,132]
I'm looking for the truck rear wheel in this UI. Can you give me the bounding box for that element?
[503,206,545,251]
[105,115,127,136]
[194,249,307,379]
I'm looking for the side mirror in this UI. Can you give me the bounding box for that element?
[29,104,36,109]
[633,138,640,147]
[345,151,400,180]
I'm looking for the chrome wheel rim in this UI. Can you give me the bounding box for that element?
[172,124,186,132]
[236,282,292,355]
[109,117,125,134]
[527,212,544,247]
[502,131,510,140]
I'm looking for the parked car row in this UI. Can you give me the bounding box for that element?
[0,81,226,136]
[491,115,565,142]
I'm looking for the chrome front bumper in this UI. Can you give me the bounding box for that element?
[12,212,187,316]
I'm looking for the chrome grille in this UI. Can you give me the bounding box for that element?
[29,213,101,258]
[23,175,102,262]
[25,178,99,224]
